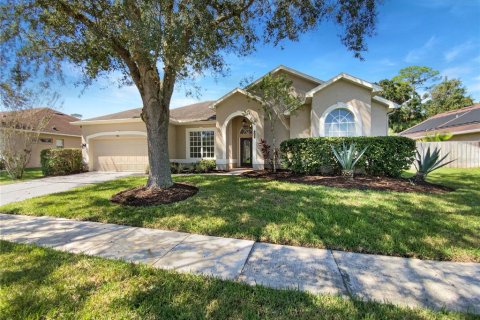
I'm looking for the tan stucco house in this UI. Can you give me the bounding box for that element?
[0,108,81,168]
[73,65,397,172]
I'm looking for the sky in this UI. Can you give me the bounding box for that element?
[57,0,480,119]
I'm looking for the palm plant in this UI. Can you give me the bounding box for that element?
[331,143,368,179]
[414,147,454,182]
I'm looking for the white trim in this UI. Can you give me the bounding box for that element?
[185,127,216,161]
[71,118,143,126]
[319,103,363,137]
[246,65,324,88]
[86,130,147,143]
[221,111,257,164]
[306,73,382,98]
[372,95,398,110]
[209,88,263,109]
[0,127,81,138]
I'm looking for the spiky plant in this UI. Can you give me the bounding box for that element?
[331,143,368,179]
[414,147,454,182]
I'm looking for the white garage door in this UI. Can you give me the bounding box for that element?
[92,137,148,172]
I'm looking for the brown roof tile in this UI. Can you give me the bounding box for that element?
[84,101,215,123]
[0,108,81,136]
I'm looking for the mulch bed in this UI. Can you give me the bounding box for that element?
[241,170,453,194]
[111,183,198,206]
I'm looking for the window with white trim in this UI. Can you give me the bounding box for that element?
[325,109,356,137]
[56,139,64,148]
[188,130,214,159]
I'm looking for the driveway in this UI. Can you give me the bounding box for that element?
[0,172,135,206]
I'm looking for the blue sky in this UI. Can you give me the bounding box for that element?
[59,0,480,119]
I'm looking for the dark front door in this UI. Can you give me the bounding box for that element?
[240,138,253,167]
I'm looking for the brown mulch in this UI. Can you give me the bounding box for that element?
[110,183,198,206]
[241,170,453,194]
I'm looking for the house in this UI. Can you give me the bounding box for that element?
[400,104,480,141]
[72,65,397,172]
[0,108,82,168]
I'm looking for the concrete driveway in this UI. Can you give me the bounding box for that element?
[0,172,135,206]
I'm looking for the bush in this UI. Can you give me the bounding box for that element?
[196,159,216,173]
[40,148,85,176]
[280,136,416,177]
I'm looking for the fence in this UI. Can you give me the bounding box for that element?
[416,141,480,168]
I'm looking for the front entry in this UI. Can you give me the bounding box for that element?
[240,138,253,167]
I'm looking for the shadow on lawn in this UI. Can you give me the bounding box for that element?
[3,173,480,261]
[1,241,459,319]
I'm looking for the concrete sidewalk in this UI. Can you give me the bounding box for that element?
[0,172,134,206]
[1,213,478,315]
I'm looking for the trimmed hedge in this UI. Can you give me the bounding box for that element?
[40,148,85,176]
[280,136,416,177]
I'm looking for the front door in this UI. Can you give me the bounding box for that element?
[240,138,253,167]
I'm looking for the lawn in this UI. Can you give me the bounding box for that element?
[0,241,473,319]
[0,168,44,185]
[1,168,479,262]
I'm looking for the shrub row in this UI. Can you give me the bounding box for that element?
[280,136,416,177]
[171,159,216,174]
[40,148,85,176]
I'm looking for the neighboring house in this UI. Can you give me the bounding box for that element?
[72,65,397,172]
[0,108,81,168]
[400,104,480,141]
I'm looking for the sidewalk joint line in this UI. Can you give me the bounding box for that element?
[235,241,256,281]
[330,249,353,298]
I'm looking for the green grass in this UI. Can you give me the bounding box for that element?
[0,168,44,185]
[1,168,479,262]
[0,241,473,319]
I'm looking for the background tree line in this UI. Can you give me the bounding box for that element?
[378,66,475,133]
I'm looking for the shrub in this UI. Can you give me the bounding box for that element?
[40,148,84,176]
[331,143,368,179]
[280,136,416,177]
[197,159,216,173]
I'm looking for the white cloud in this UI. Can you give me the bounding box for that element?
[378,58,396,67]
[441,66,474,79]
[444,40,476,62]
[405,36,437,63]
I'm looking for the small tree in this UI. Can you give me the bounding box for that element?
[247,73,303,172]
[425,78,474,117]
[0,70,59,179]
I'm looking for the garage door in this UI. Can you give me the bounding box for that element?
[92,137,148,172]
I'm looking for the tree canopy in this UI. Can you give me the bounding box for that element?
[1,0,379,188]
[425,78,474,117]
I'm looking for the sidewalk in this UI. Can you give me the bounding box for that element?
[1,213,478,315]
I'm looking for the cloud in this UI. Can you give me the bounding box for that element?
[444,40,476,62]
[378,58,396,67]
[441,66,474,79]
[404,36,437,63]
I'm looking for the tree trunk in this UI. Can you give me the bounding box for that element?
[271,123,277,173]
[140,70,174,189]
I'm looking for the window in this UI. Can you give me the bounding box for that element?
[56,139,64,148]
[325,109,356,137]
[188,130,214,159]
[39,138,53,143]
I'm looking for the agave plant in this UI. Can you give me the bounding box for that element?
[331,143,368,179]
[414,147,454,182]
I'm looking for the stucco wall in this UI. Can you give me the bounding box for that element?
[275,70,320,96]
[28,134,81,168]
[290,105,311,138]
[214,91,264,169]
[371,101,389,136]
[449,132,480,141]
[311,79,373,137]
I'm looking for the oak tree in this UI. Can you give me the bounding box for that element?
[1,0,379,188]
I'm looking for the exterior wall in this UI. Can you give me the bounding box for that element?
[275,70,320,96]
[290,105,311,138]
[311,79,373,137]
[214,92,265,170]
[371,101,389,136]
[264,117,290,150]
[448,132,480,141]
[28,134,81,168]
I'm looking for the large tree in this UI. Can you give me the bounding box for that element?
[425,77,474,117]
[1,0,379,189]
[381,66,440,133]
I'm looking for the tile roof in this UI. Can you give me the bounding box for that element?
[0,108,81,136]
[400,104,480,138]
[83,101,215,123]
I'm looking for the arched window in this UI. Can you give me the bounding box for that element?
[324,109,356,137]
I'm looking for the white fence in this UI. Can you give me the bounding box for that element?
[416,141,480,168]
